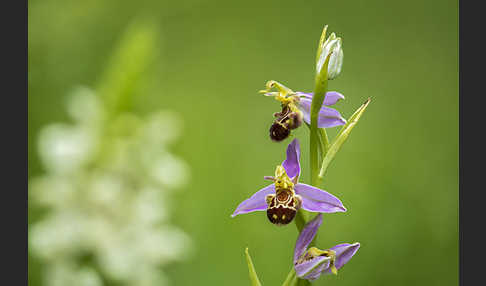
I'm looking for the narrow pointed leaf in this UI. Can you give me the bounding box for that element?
[319,128,330,155]
[316,25,328,63]
[282,268,297,286]
[245,248,263,286]
[318,98,371,179]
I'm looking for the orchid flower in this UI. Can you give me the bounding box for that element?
[294,213,360,281]
[260,80,346,142]
[231,139,346,225]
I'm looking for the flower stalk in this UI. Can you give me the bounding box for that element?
[310,52,331,186]
[235,25,368,286]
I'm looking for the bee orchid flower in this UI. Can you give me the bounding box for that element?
[261,81,346,142]
[294,213,360,280]
[231,139,346,225]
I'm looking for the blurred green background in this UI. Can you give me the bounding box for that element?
[28,0,458,285]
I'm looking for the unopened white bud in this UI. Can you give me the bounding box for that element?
[316,30,343,80]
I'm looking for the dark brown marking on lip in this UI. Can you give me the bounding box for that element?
[267,205,297,225]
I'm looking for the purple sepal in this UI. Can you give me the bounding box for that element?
[326,243,360,272]
[297,91,345,106]
[231,184,274,217]
[282,139,301,179]
[293,214,323,262]
[299,97,346,128]
[295,183,346,213]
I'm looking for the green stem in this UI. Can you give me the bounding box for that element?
[294,209,308,232]
[309,53,331,186]
[289,48,332,286]
[305,123,325,173]
[310,127,320,186]
[287,31,334,286]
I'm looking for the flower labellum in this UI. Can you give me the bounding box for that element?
[269,121,291,142]
[265,165,302,224]
[293,214,360,280]
[231,139,346,225]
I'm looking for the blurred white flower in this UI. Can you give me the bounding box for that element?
[30,210,90,260]
[133,187,169,225]
[142,111,183,146]
[29,87,192,286]
[45,262,103,286]
[38,124,96,174]
[29,175,76,208]
[66,86,103,125]
[151,153,190,189]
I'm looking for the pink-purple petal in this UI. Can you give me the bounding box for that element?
[294,183,347,213]
[323,91,345,106]
[299,98,346,128]
[231,184,274,217]
[293,214,323,263]
[282,139,301,179]
[295,255,330,279]
[297,91,345,106]
[302,259,330,280]
[325,243,360,272]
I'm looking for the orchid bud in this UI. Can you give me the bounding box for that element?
[316,26,343,80]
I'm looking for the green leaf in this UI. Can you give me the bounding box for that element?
[245,248,263,286]
[318,98,371,179]
[315,25,328,63]
[318,128,330,158]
